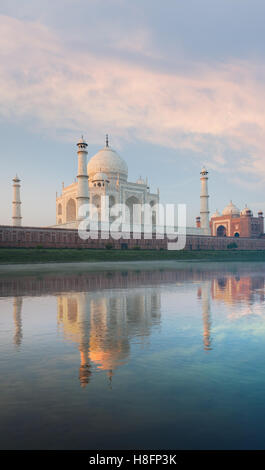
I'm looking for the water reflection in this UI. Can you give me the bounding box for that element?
[211,275,265,305]
[57,290,161,387]
[3,262,265,449]
[6,264,265,384]
[13,297,23,347]
[197,283,212,351]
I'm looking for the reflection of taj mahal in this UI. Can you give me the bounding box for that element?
[57,289,161,387]
[10,268,265,387]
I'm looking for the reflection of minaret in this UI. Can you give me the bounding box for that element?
[198,282,212,351]
[77,293,92,388]
[13,297,23,347]
[57,293,92,388]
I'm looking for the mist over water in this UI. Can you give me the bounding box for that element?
[0,261,265,450]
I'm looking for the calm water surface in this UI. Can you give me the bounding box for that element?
[0,261,265,450]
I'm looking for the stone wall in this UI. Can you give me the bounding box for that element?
[1,224,265,250]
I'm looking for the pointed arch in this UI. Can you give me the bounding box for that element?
[66,198,76,222]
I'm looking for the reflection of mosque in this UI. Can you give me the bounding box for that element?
[197,274,265,350]
[211,276,264,305]
[57,290,161,387]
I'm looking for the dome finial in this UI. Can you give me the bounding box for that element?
[105,134,109,148]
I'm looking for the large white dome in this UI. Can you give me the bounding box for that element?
[87,146,128,180]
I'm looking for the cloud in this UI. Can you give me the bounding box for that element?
[1,14,265,182]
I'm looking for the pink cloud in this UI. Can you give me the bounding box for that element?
[1,15,265,180]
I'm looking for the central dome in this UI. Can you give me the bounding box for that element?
[87,145,128,180]
[222,201,240,216]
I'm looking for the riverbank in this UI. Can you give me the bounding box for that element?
[1,247,265,264]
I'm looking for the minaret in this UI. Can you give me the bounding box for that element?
[12,175,22,226]
[200,167,210,234]
[76,136,89,220]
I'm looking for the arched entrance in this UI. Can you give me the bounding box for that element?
[66,199,76,222]
[150,200,157,227]
[126,196,141,227]
[217,225,226,237]
[92,195,101,220]
[234,232,240,237]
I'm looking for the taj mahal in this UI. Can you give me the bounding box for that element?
[54,135,160,231]
[8,134,264,241]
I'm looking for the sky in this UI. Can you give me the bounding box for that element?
[1,0,265,226]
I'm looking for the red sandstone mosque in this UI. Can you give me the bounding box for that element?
[209,201,264,238]
[195,167,264,238]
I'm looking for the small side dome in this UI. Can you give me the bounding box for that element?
[222,201,240,216]
[241,205,253,217]
[92,172,109,182]
[211,209,220,218]
[136,176,145,185]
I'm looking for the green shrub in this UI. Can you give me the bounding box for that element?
[132,245,141,250]
[227,242,238,249]
[105,243,113,250]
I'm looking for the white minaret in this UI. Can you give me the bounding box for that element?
[200,167,210,234]
[76,136,89,220]
[12,175,22,226]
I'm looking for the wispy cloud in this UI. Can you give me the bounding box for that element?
[1,14,265,181]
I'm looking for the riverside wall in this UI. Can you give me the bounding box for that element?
[1,225,265,250]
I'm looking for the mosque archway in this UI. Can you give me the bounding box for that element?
[109,195,115,208]
[217,225,226,237]
[92,195,101,219]
[66,199,76,222]
[58,203,62,216]
[126,196,141,227]
[234,232,240,237]
[92,195,100,208]
[109,195,116,222]
[150,200,157,227]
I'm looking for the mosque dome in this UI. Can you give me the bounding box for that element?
[241,205,253,216]
[87,140,128,180]
[222,201,240,216]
